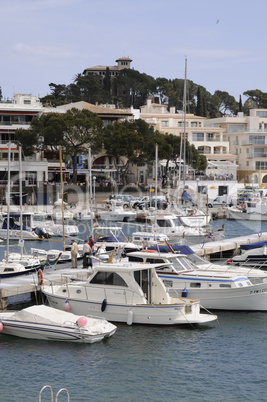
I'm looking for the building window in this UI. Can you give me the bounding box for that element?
[206,133,213,141]
[161,121,169,127]
[228,124,245,133]
[256,161,267,170]
[191,122,198,127]
[249,135,265,144]
[192,133,204,141]
[246,161,249,166]
[256,111,267,117]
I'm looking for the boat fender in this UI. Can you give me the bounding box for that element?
[101,299,107,312]
[37,269,44,286]
[127,310,133,326]
[181,287,187,297]
[76,317,87,327]
[226,259,232,265]
[63,301,71,312]
[0,322,3,332]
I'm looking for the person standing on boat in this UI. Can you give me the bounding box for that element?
[71,239,78,268]
[82,240,91,268]
[88,235,95,254]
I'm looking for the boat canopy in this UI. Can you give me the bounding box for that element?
[240,240,267,250]
[147,244,195,255]
[181,190,193,202]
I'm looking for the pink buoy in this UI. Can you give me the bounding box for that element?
[63,301,71,312]
[0,323,3,332]
[76,317,87,327]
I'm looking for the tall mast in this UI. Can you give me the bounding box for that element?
[6,142,11,262]
[59,146,65,251]
[183,58,187,189]
[88,148,93,232]
[19,144,23,256]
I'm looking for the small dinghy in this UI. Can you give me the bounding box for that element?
[0,305,117,343]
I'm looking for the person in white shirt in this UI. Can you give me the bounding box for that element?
[71,239,78,268]
[82,240,91,268]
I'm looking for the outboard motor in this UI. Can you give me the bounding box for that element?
[34,227,50,239]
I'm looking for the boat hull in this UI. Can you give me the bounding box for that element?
[43,291,217,326]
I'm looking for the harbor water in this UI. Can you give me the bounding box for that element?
[0,218,267,401]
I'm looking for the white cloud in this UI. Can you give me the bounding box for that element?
[14,43,73,58]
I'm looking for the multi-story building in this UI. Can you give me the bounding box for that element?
[0,94,48,190]
[207,109,267,188]
[140,99,237,176]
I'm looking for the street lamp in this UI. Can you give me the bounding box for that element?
[196,178,199,207]
[93,176,96,207]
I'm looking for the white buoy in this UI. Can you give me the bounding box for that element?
[127,309,133,326]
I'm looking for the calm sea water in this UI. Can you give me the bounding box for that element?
[1,218,267,401]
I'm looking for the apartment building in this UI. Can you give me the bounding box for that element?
[82,56,132,83]
[207,109,267,188]
[0,94,48,188]
[140,99,237,177]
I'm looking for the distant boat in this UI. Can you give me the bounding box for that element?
[0,305,117,343]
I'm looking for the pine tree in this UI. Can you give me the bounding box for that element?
[196,87,204,116]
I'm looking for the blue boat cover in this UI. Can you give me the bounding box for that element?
[240,240,267,250]
[146,244,194,254]
[181,190,193,202]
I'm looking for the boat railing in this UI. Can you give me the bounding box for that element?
[39,385,70,402]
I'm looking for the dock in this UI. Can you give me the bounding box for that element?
[0,268,90,310]
[191,232,267,259]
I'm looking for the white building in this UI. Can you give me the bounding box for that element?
[207,109,267,188]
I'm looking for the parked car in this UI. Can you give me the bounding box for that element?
[139,197,168,210]
[108,194,138,208]
[207,195,234,208]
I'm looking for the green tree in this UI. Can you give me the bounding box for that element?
[16,109,103,184]
[243,89,267,108]
[214,90,239,115]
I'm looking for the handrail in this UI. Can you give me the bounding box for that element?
[39,385,70,401]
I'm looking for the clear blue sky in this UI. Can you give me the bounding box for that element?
[1,0,267,103]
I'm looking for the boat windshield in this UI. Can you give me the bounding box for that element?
[90,271,128,287]
[172,257,194,272]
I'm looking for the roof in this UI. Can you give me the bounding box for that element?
[55,101,133,117]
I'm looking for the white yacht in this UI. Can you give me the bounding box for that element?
[126,249,267,311]
[42,261,217,326]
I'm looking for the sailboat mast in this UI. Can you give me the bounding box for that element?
[59,147,65,251]
[88,148,93,232]
[183,58,187,189]
[19,144,23,256]
[155,143,158,228]
[6,142,11,262]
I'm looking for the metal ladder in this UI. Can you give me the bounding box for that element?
[39,385,70,401]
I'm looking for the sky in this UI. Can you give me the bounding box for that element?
[1,0,267,103]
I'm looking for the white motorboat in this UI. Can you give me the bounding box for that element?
[174,206,210,228]
[31,248,83,269]
[127,249,267,311]
[53,199,74,221]
[0,213,44,240]
[93,226,139,254]
[226,199,267,221]
[33,212,79,237]
[42,261,217,326]
[140,213,224,245]
[131,231,170,248]
[230,240,267,268]
[0,304,116,343]
[2,252,44,269]
[96,200,136,222]
[0,260,40,278]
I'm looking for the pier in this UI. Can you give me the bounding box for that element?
[191,232,267,259]
[0,268,89,309]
